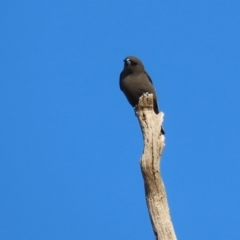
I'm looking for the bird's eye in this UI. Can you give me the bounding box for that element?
[131,62,137,66]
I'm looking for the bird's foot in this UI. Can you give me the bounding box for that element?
[143,92,150,96]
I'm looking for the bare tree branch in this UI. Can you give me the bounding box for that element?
[135,93,177,240]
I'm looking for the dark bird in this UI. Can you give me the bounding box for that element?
[119,56,165,134]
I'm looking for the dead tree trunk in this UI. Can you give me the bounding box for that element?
[135,93,177,240]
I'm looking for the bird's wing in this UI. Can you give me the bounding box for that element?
[119,72,123,91]
[145,71,154,85]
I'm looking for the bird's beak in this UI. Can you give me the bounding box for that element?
[124,58,131,65]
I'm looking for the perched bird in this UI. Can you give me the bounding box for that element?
[119,56,165,134]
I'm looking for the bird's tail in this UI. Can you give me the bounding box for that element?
[161,126,165,135]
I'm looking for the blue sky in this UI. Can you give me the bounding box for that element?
[1,1,240,239]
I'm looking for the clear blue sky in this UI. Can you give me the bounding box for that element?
[1,1,240,239]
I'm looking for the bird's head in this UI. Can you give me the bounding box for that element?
[123,56,144,73]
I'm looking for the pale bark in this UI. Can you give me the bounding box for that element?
[135,93,177,240]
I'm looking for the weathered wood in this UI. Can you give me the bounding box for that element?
[135,93,177,240]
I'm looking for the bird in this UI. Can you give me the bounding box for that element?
[119,56,165,134]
